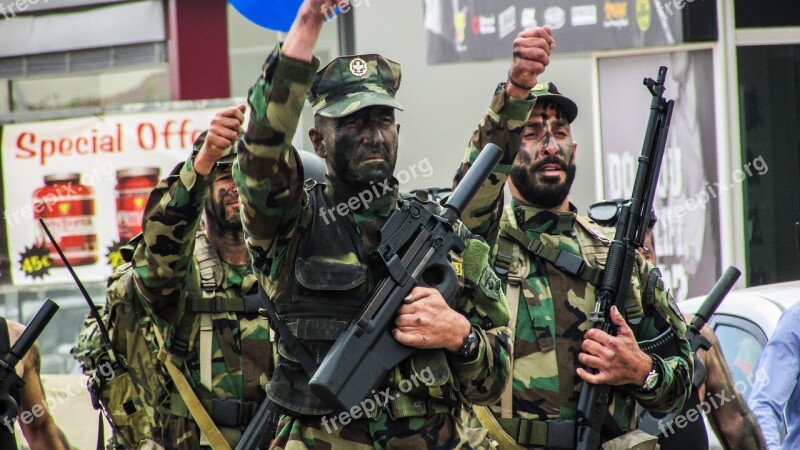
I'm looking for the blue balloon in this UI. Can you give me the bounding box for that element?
[229,0,303,32]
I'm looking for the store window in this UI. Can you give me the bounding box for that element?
[10,67,169,111]
[735,0,800,28]
[737,45,800,286]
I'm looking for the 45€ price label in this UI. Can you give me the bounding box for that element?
[19,243,52,279]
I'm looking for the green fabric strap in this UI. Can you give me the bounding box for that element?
[497,417,550,446]
[187,296,246,313]
[500,227,603,286]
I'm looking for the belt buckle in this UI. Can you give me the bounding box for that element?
[546,420,576,449]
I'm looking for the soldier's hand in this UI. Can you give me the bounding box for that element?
[304,0,350,21]
[393,286,472,351]
[576,306,654,386]
[506,27,555,99]
[195,105,246,176]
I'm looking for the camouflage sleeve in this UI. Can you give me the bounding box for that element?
[631,261,693,412]
[132,155,210,317]
[452,84,534,247]
[233,44,319,280]
[448,226,512,405]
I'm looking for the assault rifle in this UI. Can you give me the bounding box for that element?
[575,67,674,450]
[309,143,503,411]
[0,299,59,429]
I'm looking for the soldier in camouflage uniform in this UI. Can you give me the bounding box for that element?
[229,1,518,448]
[452,29,694,449]
[132,106,273,449]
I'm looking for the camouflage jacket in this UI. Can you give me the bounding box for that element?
[132,156,271,448]
[453,85,693,429]
[232,44,511,421]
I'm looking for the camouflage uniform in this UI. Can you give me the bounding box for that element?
[232,45,512,449]
[453,83,693,448]
[132,148,272,449]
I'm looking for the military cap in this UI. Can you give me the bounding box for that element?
[307,54,404,118]
[530,82,578,124]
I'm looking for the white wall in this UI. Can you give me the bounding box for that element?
[353,2,600,210]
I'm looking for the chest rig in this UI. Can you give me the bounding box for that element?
[266,184,460,417]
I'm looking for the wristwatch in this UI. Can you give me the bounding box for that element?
[636,354,661,393]
[455,328,479,359]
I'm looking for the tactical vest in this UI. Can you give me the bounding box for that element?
[267,184,460,417]
[482,204,655,447]
[0,318,19,450]
[163,231,271,448]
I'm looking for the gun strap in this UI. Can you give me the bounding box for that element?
[254,283,319,377]
[500,227,604,286]
[501,254,528,419]
[152,321,231,450]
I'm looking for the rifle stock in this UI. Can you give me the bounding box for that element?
[575,67,674,449]
[308,144,503,411]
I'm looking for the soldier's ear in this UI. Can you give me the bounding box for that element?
[309,127,326,157]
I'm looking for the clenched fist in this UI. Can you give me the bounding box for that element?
[506,27,556,99]
[194,105,246,176]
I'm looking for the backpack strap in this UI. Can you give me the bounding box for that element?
[152,319,232,450]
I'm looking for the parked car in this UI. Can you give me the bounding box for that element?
[678,279,800,449]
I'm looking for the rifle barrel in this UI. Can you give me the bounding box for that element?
[691,266,741,330]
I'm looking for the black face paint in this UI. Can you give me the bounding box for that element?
[205,174,241,236]
[323,107,398,189]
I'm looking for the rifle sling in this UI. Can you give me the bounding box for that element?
[253,284,319,377]
[500,227,603,286]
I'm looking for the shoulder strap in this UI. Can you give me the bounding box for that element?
[194,231,223,293]
[153,320,231,450]
[501,249,528,420]
[254,284,319,377]
[500,225,604,286]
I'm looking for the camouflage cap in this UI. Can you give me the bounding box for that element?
[308,54,404,118]
[530,82,578,124]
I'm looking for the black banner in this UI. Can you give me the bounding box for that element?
[425,0,684,64]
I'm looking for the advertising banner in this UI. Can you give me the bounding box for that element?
[425,0,683,64]
[1,109,222,285]
[599,50,720,302]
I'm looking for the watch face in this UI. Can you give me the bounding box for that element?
[460,329,478,357]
